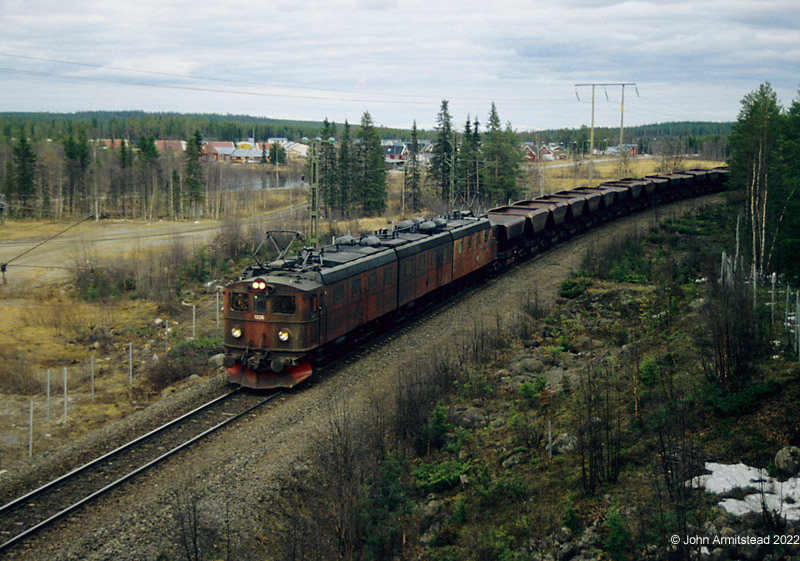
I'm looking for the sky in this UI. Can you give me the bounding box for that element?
[1,0,798,133]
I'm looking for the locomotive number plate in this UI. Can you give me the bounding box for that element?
[254,314,265,320]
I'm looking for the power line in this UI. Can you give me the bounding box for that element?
[0,52,572,107]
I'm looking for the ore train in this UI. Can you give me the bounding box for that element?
[222,167,728,389]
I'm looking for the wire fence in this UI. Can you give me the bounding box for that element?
[718,249,799,359]
[0,295,224,470]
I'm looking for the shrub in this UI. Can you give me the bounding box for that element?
[416,404,451,454]
[559,277,591,299]
[413,459,472,494]
[144,336,222,391]
[604,507,632,561]
[519,377,546,404]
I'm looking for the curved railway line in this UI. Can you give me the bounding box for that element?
[0,389,282,554]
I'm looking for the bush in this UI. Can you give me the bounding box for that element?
[413,458,472,494]
[416,404,451,454]
[559,277,591,299]
[604,507,632,561]
[519,377,546,404]
[144,336,222,391]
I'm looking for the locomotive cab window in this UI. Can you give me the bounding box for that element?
[458,240,463,254]
[334,284,344,304]
[351,278,361,297]
[419,254,426,268]
[468,236,473,251]
[254,294,267,314]
[230,292,249,312]
[384,266,393,284]
[368,272,378,290]
[272,295,296,315]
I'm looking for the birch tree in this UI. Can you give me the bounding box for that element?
[728,83,781,274]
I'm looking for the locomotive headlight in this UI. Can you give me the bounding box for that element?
[251,280,267,290]
[231,327,243,338]
[278,329,291,342]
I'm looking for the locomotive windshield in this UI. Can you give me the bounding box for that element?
[272,295,297,315]
[254,294,267,313]
[230,292,249,312]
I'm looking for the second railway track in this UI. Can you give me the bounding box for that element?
[0,388,281,554]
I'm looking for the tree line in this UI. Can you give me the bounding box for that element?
[316,100,524,218]
[1,105,735,223]
[1,127,212,220]
[727,82,800,282]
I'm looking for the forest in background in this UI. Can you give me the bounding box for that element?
[0,108,733,223]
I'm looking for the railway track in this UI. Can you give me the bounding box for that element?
[0,388,281,554]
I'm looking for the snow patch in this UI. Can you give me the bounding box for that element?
[689,462,800,521]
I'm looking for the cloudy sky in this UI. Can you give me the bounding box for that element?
[1,0,798,132]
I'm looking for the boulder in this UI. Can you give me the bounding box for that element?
[547,433,577,456]
[452,406,488,429]
[502,451,527,470]
[775,445,800,477]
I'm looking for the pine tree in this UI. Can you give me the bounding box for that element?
[773,92,800,281]
[12,131,38,216]
[337,121,355,218]
[431,100,454,203]
[356,111,387,216]
[269,142,286,165]
[319,119,338,216]
[63,128,90,214]
[455,116,481,206]
[183,130,205,218]
[405,121,422,212]
[481,103,522,206]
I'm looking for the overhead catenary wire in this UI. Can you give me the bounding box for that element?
[1,214,93,267]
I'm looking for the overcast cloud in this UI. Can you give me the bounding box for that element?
[1,0,797,131]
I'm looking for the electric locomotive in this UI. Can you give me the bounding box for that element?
[222,213,494,388]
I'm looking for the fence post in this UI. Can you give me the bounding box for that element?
[165,320,169,354]
[786,287,791,334]
[29,400,33,457]
[193,305,196,339]
[91,355,95,400]
[796,292,799,355]
[63,367,67,425]
[216,292,220,329]
[129,343,133,386]
[46,369,50,425]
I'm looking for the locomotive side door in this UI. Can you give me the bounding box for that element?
[312,292,324,345]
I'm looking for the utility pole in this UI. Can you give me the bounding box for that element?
[575,82,638,185]
[308,137,320,248]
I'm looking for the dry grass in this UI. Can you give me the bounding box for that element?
[535,157,725,195]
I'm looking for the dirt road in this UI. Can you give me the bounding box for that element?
[0,205,304,288]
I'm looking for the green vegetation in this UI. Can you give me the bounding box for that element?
[300,191,799,561]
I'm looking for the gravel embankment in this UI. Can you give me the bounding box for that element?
[1,195,722,561]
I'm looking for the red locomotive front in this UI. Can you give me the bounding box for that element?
[223,274,323,389]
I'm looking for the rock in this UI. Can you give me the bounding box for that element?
[419,499,443,529]
[690,298,707,312]
[775,446,800,477]
[452,406,488,429]
[572,335,593,352]
[556,526,573,544]
[209,353,226,368]
[547,433,577,456]
[558,542,577,561]
[519,357,545,373]
[154,318,163,327]
[502,451,527,470]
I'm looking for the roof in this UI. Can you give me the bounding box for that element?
[242,212,490,286]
